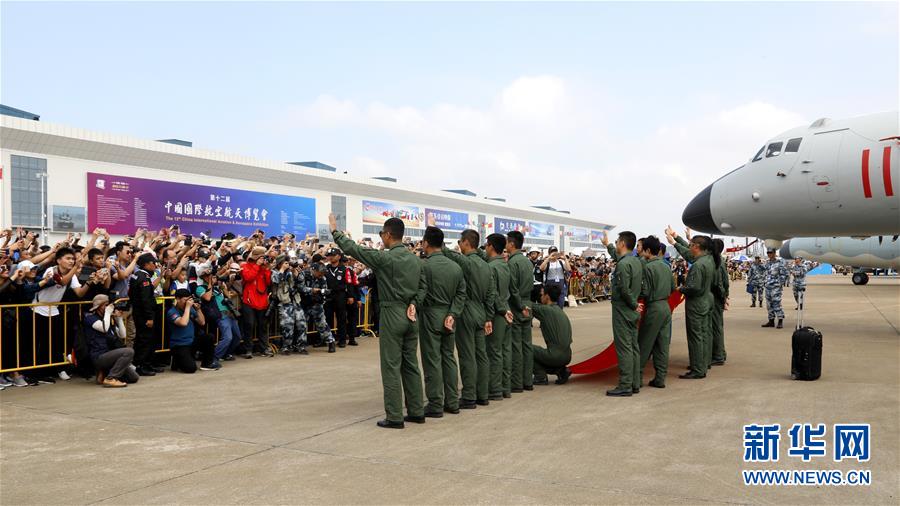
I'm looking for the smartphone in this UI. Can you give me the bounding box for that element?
[185,235,193,247]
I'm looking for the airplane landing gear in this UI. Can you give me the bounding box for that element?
[852,272,869,285]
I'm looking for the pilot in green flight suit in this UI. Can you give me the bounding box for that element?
[667,229,715,379]
[443,230,496,408]
[531,284,573,385]
[413,226,467,417]
[710,238,729,366]
[478,233,514,400]
[603,231,643,397]
[636,236,675,388]
[505,231,535,393]
[330,214,425,429]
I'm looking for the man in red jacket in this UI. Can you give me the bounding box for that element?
[241,246,273,358]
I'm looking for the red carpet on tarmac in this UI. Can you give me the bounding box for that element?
[568,291,685,375]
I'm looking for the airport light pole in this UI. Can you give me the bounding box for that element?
[36,171,47,245]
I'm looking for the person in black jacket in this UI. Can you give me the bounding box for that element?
[84,294,138,387]
[323,248,349,347]
[343,256,360,346]
[129,253,161,376]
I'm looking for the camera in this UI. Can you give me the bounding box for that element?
[185,235,193,246]
[114,300,131,311]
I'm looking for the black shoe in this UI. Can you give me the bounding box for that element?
[151,366,165,373]
[523,385,534,391]
[678,372,706,379]
[606,387,632,397]
[298,348,309,355]
[533,377,550,386]
[424,411,444,418]
[348,339,359,346]
[281,348,292,356]
[475,399,489,406]
[403,415,426,424]
[750,303,756,307]
[555,368,571,385]
[648,379,666,388]
[37,376,56,384]
[312,342,325,348]
[632,387,640,394]
[488,394,503,401]
[243,353,253,359]
[443,406,460,414]
[776,319,784,329]
[137,367,157,377]
[459,399,477,409]
[376,419,404,429]
[328,342,336,353]
[338,341,347,348]
[223,354,236,361]
[710,360,725,366]
[502,392,511,398]
[761,319,775,328]
[511,388,524,393]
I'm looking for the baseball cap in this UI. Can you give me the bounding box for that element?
[174,288,192,298]
[548,246,559,253]
[13,260,37,273]
[136,253,158,267]
[90,294,110,312]
[195,262,213,277]
[767,248,777,253]
[325,248,341,257]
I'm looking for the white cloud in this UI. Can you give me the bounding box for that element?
[269,79,806,239]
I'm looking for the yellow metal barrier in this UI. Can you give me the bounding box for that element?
[0,293,377,374]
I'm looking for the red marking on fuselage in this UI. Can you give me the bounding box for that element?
[862,149,872,198]
[883,146,894,197]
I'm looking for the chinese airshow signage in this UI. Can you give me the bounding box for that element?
[494,217,526,234]
[425,208,469,230]
[362,200,422,228]
[527,221,555,238]
[87,172,316,237]
[570,227,590,241]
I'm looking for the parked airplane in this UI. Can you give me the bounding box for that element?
[683,111,899,242]
[779,236,900,285]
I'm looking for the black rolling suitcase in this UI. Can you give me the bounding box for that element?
[791,289,822,380]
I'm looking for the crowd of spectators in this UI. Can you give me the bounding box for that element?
[0,225,712,390]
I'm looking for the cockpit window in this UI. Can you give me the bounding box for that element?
[785,137,802,152]
[766,142,783,158]
[752,145,765,162]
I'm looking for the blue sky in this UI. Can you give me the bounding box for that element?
[2,1,897,237]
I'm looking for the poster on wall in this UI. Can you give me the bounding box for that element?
[51,205,86,233]
[362,200,422,228]
[570,227,590,242]
[527,221,555,238]
[425,208,469,230]
[591,230,605,243]
[87,172,316,237]
[494,217,526,234]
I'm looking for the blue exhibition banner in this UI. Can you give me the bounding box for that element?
[88,172,316,238]
[426,208,469,230]
[494,217,526,234]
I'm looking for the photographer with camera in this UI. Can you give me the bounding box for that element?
[240,246,273,357]
[271,255,309,355]
[302,263,336,353]
[540,246,571,309]
[166,289,219,372]
[84,294,138,387]
[195,264,241,363]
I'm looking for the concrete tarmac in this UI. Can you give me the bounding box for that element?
[1,276,898,505]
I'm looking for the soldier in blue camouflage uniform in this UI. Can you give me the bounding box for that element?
[748,256,766,308]
[271,256,309,355]
[761,248,790,329]
[303,263,336,353]
[790,258,811,310]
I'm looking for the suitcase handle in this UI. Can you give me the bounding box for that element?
[796,288,806,329]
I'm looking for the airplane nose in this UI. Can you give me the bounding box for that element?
[682,184,722,235]
[779,240,793,259]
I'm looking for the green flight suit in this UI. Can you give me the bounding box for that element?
[413,251,467,413]
[443,247,496,402]
[506,249,535,390]
[674,237,719,371]
[675,240,715,376]
[530,303,572,382]
[334,231,424,422]
[607,244,642,390]
[637,257,675,383]
[485,254,511,397]
[711,262,729,363]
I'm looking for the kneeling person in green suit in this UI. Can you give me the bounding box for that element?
[531,284,573,386]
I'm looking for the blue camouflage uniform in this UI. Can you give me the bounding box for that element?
[791,261,810,306]
[272,269,308,352]
[764,258,790,319]
[748,262,766,306]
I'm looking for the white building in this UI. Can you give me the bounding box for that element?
[0,110,612,252]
